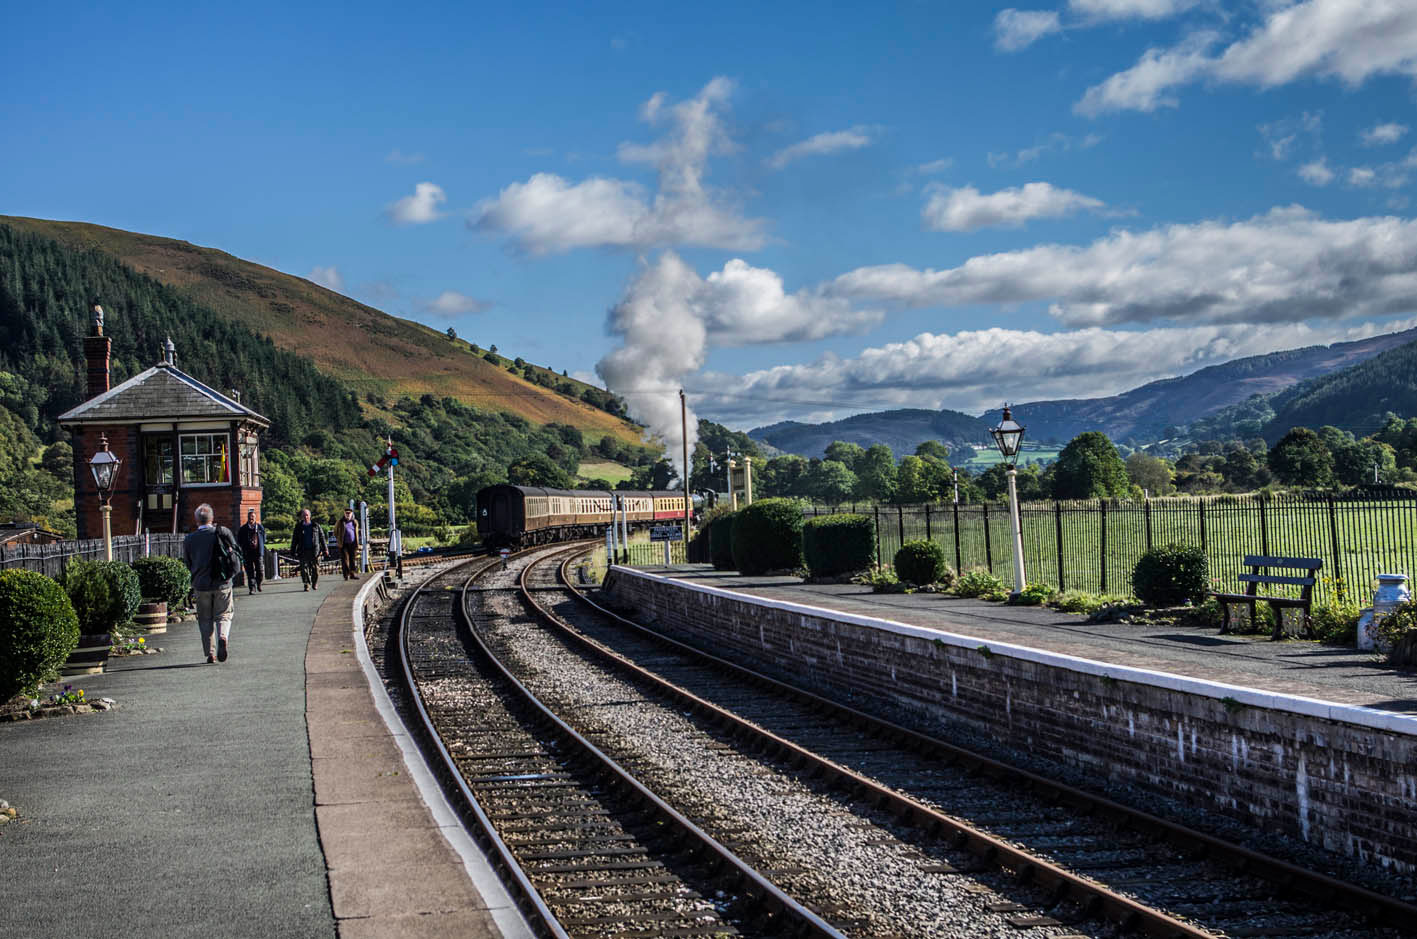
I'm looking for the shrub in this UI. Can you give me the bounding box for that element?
[1050,589,1136,615]
[1377,600,1417,665]
[705,508,737,570]
[855,565,907,593]
[0,570,80,699]
[1131,544,1208,608]
[730,498,804,575]
[893,540,948,586]
[130,556,191,607]
[803,514,876,578]
[955,568,1007,599]
[62,559,142,634]
[1009,582,1057,606]
[1310,581,1361,645]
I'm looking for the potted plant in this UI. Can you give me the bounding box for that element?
[129,556,191,635]
[59,560,141,675]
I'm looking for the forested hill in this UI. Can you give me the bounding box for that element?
[1009,329,1417,444]
[0,215,644,446]
[1262,336,1417,439]
[751,408,989,458]
[0,222,360,444]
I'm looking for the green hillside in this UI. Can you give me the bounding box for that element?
[1264,337,1417,439]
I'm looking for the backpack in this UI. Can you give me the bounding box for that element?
[209,526,241,583]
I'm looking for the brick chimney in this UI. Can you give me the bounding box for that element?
[82,301,111,400]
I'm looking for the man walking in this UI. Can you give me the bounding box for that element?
[336,506,361,580]
[182,503,238,663]
[238,508,267,595]
[291,508,327,591]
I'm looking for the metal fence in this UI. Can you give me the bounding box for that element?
[0,534,186,577]
[806,487,1417,602]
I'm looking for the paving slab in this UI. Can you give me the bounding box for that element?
[656,567,1417,715]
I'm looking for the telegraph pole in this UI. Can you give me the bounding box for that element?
[680,389,691,547]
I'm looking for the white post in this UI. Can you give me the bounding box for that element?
[101,504,113,562]
[1006,466,1027,596]
[386,442,399,571]
[618,495,629,561]
[359,501,369,572]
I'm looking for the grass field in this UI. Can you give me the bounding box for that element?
[832,491,1415,604]
[578,460,634,485]
[962,445,1062,468]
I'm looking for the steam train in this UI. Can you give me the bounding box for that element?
[476,484,688,549]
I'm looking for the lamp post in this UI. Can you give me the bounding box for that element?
[88,432,123,561]
[989,406,1027,597]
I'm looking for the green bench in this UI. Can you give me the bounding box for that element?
[1213,555,1322,639]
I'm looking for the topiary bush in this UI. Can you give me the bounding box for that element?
[62,559,142,635]
[702,507,738,571]
[803,514,876,578]
[730,498,804,575]
[893,540,948,586]
[130,556,191,607]
[0,569,80,699]
[1131,544,1208,608]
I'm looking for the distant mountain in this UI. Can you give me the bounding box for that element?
[751,408,990,459]
[748,329,1417,456]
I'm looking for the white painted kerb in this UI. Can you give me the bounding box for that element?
[611,566,1417,738]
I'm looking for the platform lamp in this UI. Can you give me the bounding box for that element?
[989,406,1027,598]
[88,433,123,561]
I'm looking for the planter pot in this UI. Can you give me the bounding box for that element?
[62,633,113,676]
[135,601,169,635]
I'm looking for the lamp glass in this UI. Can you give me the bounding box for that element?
[89,448,121,498]
[990,409,1026,461]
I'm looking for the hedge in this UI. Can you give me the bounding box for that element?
[730,498,804,575]
[803,514,875,578]
[1131,544,1208,607]
[706,510,738,570]
[0,570,80,699]
[62,559,142,634]
[894,540,949,586]
[130,556,191,607]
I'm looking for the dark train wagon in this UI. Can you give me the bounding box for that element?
[477,485,688,549]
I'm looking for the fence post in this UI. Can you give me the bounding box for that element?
[897,505,905,547]
[1259,494,1270,557]
[1055,501,1065,591]
[1199,500,1207,553]
[1099,499,1108,592]
[982,503,993,573]
[1327,493,1342,588]
[924,504,932,542]
[874,505,882,567]
[952,501,962,574]
[1144,498,1153,551]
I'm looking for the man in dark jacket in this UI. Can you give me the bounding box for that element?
[336,506,361,580]
[182,503,238,663]
[237,509,267,595]
[291,508,328,591]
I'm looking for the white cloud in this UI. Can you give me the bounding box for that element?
[832,207,1417,327]
[991,131,1105,168]
[1362,122,1409,146]
[386,182,447,225]
[709,317,1417,424]
[922,182,1106,231]
[308,266,343,291]
[595,252,881,471]
[1348,166,1378,187]
[1298,159,1335,185]
[767,127,874,170]
[472,77,765,254]
[994,9,1062,51]
[1068,0,1201,21]
[1079,1,1417,116]
[916,158,953,175]
[1257,112,1321,161]
[421,291,491,317]
[385,148,424,165]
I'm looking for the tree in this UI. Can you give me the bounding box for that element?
[758,454,808,498]
[1333,438,1398,486]
[1267,427,1334,487]
[1125,452,1174,496]
[508,453,572,488]
[975,463,1046,501]
[446,327,457,341]
[823,441,865,471]
[914,440,951,462]
[895,454,954,503]
[1052,432,1131,500]
[853,444,897,502]
[802,459,857,504]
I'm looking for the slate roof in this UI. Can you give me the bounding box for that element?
[57,363,270,427]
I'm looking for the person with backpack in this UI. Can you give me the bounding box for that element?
[291,508,328,591]
[336,506,361,580]
[182,503,241,664]
[238,508,267,595]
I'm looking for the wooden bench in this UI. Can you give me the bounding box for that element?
[1213,555,1322,639]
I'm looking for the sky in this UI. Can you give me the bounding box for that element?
[6,0,1417,457]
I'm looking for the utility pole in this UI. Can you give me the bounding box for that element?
[680,389,691,548]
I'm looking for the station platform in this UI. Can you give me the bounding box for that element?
[0,572,526,939]
[661,567,1417,716]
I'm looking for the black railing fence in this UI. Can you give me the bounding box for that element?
[0,533,186,578]
[805,487,1416,603]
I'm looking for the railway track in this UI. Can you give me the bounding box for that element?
[493,544,1417,939]
[390,549,844,939]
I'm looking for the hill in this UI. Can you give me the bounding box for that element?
[0,215,644,446]
[1262,337,1417,440]
[751,408,989,458]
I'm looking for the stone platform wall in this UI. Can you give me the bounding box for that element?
[603,568,1417,875]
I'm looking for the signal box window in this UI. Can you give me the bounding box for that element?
[181,433,230,486]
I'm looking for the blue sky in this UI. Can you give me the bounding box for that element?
[6,0,1417,449]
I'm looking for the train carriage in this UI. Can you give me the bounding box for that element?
[477,484,687,549]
